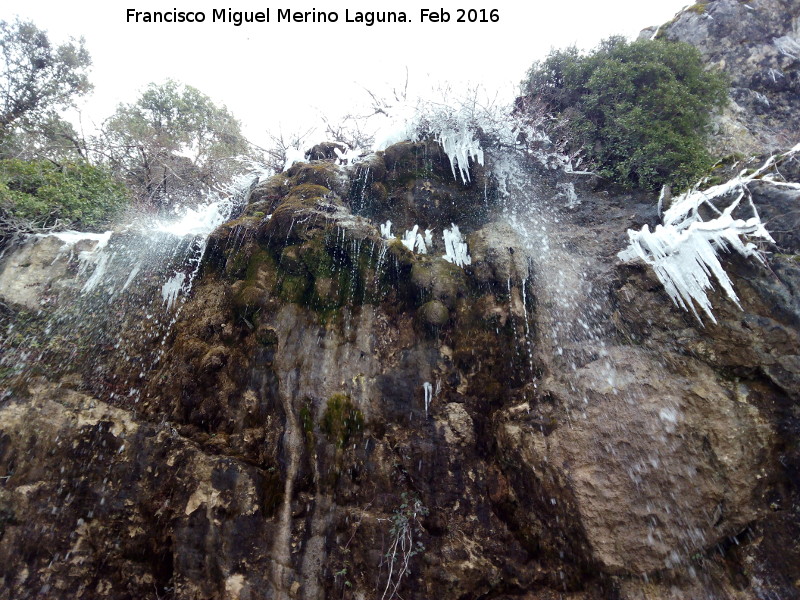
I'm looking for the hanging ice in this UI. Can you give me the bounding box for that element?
[557,182,579,207]
[152,198,234,237]
[283,146,307,171]
[81,252,112,294]
[442,224,471,268]
[402,225,428,254]
[49,231,115,295]
[618,145,800,323]
[334,145,365,166]
[618,215,771,323]
[51,230,112,248]
[121,262,142,293]
[436,127,485,184]
[162,272,187,311]
[423,382,433,418]
[380,220,394,239]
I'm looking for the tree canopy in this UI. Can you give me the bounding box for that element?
[0,19,91,138]
[522,37,729,191]
[101,80,249,203]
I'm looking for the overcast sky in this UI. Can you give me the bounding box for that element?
[7,1,690,148]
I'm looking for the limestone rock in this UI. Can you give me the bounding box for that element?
[658,0,800,154]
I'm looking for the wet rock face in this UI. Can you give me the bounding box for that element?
[0,383,282,600]
[501,347,772,574]
[656,0,800,154]
[1,142,799,600]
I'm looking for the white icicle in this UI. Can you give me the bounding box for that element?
[423,382,433,418]
[442,224,471,268]
[618,146,800,322]
[161,272,187,311]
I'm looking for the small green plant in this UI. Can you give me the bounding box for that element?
[299,402,316,449]
[379,493,428,600]
[321,394,364,449]
[333,567,351,589]
[686,2,709,14]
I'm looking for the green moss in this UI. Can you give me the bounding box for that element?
[382,140,454,186]
[321,394,364,449]
[686,2,708,14]
[227,248,279,321]
[246,249,274,283]
[410,257,466,308]
[286,183,331,201]
[233,285,264,312]
[300,237,334,277]
[224,252,249,280]
[277,272,311,304]
[279,245,308,275]
[288,162,342,190]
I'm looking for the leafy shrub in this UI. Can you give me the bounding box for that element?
[0,158,129,232]
[522,36,729,191]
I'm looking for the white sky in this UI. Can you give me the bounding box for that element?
[6,1,690,149]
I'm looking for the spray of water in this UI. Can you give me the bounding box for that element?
[0,177,255,402]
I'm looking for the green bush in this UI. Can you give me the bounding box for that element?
[0,158,129,231]
[522,36,729,191]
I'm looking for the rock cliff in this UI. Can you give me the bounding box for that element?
[1,2,800,598]
[1,136,799,599]
[645,0,800,155]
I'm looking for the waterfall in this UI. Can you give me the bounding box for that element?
[0,181,253,399]
[0,99,795,600]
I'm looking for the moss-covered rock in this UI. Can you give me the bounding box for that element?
[418,300,450,328]
[348,154,388,213]
[287,162,348,197]
[305,142,346,161]
[411,258,466,308]
[246,173,290,214]
[279,244,307,275]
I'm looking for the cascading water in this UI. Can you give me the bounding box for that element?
[0,181,253,402]
[487,135,794,595]
[0,93,796,600]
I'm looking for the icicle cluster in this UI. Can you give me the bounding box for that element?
[435,128,485,184]
[401,225,429,254]
[619,144,800,323]
[442,224,471,268]
[161,272,187,310]
[422,381,433,418]
[382,220,471,269]
[368,90,574,185]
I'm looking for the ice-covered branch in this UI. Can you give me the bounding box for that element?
[619,145,800,323]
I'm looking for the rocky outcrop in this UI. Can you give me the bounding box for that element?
[0,138,799,600]
[647,0,800,155]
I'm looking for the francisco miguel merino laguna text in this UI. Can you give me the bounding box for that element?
[126,8,411,26]
[126,8,500,25]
